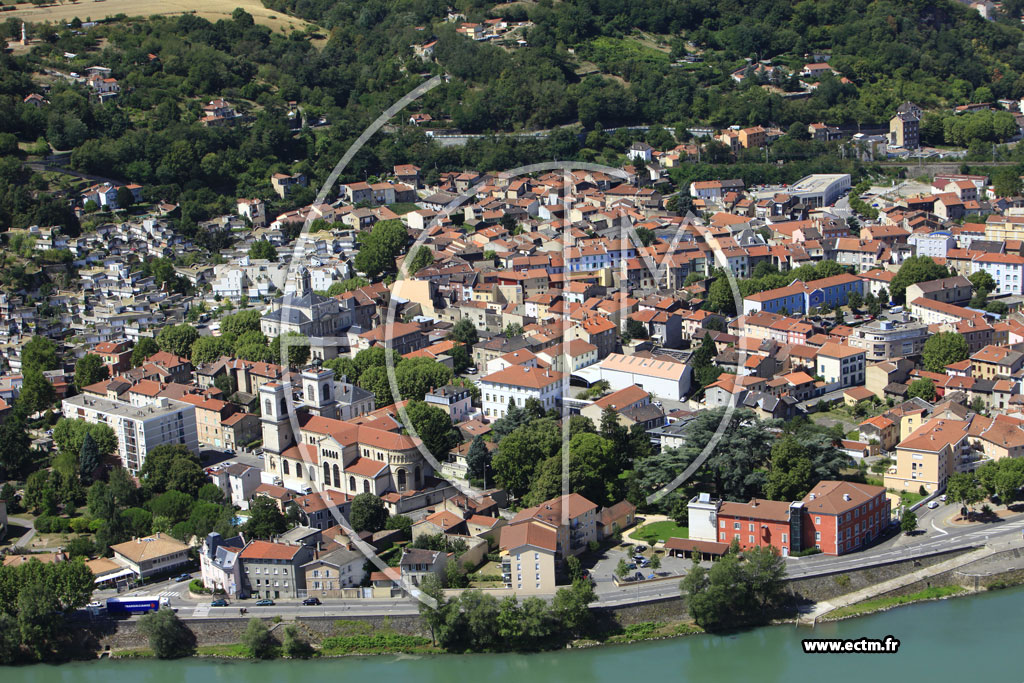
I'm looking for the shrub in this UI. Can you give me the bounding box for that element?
[189,579,210,594]
[138,608,196,659]
[588,540,600,552]
[791,547,822,557]
[242,618,277,659]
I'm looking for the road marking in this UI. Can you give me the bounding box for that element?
[931,521,948,537]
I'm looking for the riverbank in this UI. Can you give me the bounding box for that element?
[11,585,1024,682]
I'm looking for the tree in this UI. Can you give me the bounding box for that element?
[491,418,561,498]
[615,558,629,579]
[243,496,288,539]
[900,509,918,534]
[978,458,1024,504]
[79,432,102,484]
[20,336,59,375]
[248,240,278,261]
[566,556,582,583]
[350,492,387,532]
[406,246,434,274]
[681,543,786,631]
[157,324,199,358]
[946,472,986,515]
[890,256,949,303]
[624,318,648,340]
[220,310,262,338]
[282,624,313,658]
[550,579,595,636]
[992,167,1022,198]
[395,357,453,401]
[417,575,454,647]
[763,435,814,501]
[403,400,460,461]
[384,514,413,538]
[466,435,491,481]
[907,378,936,401]
[650,554,661,571]
[131,338,160,367]
[922,332,969,373]
[242,617,277,659]
[271,332,310,368]
[137,608,196,659]
[969,270,996,295]
[74,354,109,391]
[139,445,205,497]
[448,318,478,346]
[504,322,524,338]
[18,369,55,415]
[190,335,234,366]
[846,291,863,310]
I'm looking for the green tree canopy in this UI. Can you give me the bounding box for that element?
[74,354,109,391]
[922,332,969,373]
[350,492,387,532]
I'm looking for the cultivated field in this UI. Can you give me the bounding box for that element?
[4,0,312,33]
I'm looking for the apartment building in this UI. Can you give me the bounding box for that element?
[239,540,315,599]
[480,365,563,419]
[61,394,198,473]
[847,319,930,362]
[816,343,866,389]
[886,418,971,493]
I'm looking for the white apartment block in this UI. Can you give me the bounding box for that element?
[972,254,1024,296]
[62,394,199,473]
[480,366,563,419]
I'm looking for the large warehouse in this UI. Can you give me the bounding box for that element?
[787,174,851,208]
[596,353,692,401]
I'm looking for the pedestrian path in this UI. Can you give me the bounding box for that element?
[797,543,1005,626]
[191,604,210,618]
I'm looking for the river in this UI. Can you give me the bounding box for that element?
[7,587,1021,681]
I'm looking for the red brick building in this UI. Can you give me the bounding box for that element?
[693,480,891,557]
[715,499,796,555]
[800,481,890,555]
[93,339,132,375]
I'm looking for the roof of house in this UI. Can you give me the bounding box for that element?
[718,498,792,523]
[239,540,304,561]
[500,519,558,552]
[802,480,886,516]
[111,533,189,563]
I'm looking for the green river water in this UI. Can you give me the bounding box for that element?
[7,586,1022,681]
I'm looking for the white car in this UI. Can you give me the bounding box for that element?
[927,501,939,509]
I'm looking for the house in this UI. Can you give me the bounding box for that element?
[889,111,920,149]
[293,490,352,530]
[598,500,637,539]
[301,548,366,597]
[816,343,866,389]
[859,414,899,451]
[597,353,691,401]
[424,385,473,423]
[480,365,563,420]
[270,172,307,199]
[207,462,261,509]
[580,385,650,429]
[905,276,973,306]
[801,481,890,555]
[111,533,190,579]
[506,493,599,559]
[199,532,246,597]
[886,417,971,493]
[239,540,315,599]
[400,548,449,587]
[499,520,558,594]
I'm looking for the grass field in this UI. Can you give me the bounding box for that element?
[825,585,965,619]
[629,521,688,545]
[6,0,311,33]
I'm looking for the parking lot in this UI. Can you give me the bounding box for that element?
[585,541,697,588]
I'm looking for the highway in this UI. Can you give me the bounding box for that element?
[94,510,1024,620]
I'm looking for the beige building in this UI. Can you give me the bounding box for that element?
[848,319,929,362]
[111,533,190,578]
[301,548,365,598]
[816,343,866,388]
[580,385,650,429]
[885,418,971,493]
[500,520,558,594]
[507,493,599,559]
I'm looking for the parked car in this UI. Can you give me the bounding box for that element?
[210,599,228,607]
[639,559,650,568]
[634,571,646,581]
[302,597,321,606]
[174,573,192,583]
[927,501,939,509]
[626,562,636,571]
[255,599,275,606]
[940,495,947,502]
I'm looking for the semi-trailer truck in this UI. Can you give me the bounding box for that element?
[105,596,170,615]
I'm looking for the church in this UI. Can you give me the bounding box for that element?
[260,267,356,359]
[258,364,438,503]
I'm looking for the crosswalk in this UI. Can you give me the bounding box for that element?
[191,604,210,617]
[157,590,180,599]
